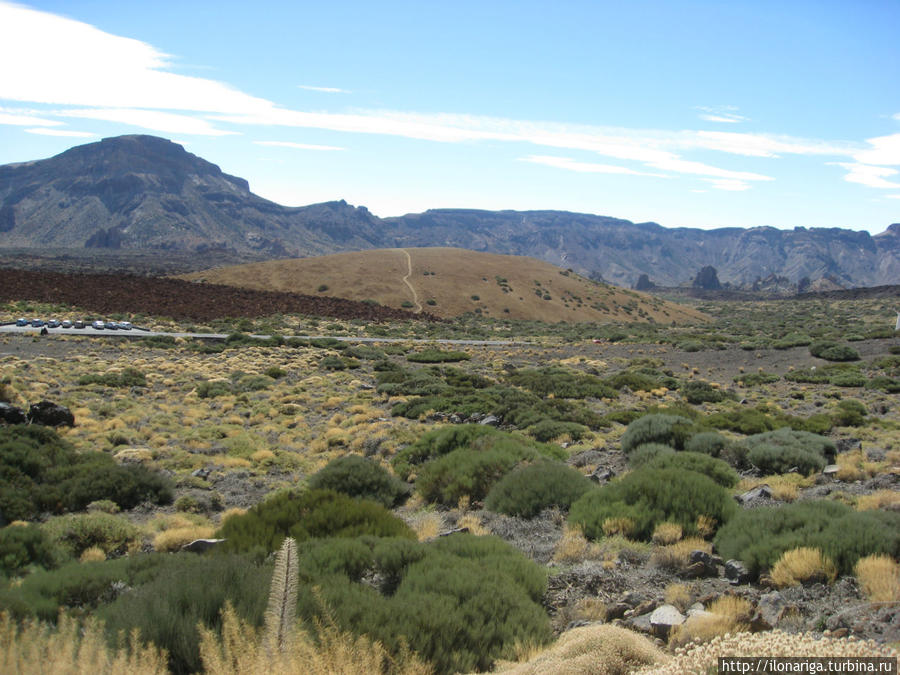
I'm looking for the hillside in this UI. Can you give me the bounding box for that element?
[179,247,708,323]
[2,135,898,287]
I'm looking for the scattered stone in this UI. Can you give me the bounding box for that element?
[752,591,787,630]
[620,591,643,607]
[683,551,719,578]
[191,467,212,479]
[725,559,753,585]
[448,414,462,424]
[835,438,861,454]
[27,400,74,427]
[822,464,840,477]
[864,447,886,462]
[589,467,615,483]
[439,527,469,537]
[632,599,659,616]
[568,449,605,468]
[181,539,226,554]
[479,414,500,426]
[629,611,653,634]
[649,604,685,639]
[686,603,707,617]
[0,402,27,425]
[606,602,631,620]
[736,484,773,504]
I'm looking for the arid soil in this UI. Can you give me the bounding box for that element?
[0,268,437,322]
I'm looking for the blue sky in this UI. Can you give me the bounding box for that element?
[1,1,898,234]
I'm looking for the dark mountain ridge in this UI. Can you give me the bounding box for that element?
[1,135,897,288]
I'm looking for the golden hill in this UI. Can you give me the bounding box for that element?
[179,247,707,323]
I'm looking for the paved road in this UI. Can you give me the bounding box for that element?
[0,324,532,346]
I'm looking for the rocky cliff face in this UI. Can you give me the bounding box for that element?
[1,135,897,288]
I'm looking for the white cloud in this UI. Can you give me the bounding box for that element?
[59,108,236,136]
[689,131,852,158]
[519,155,666,177]
[705,178,752,191]
[25,127,95,137]
[696,106,748,124]
[886,194,900,199]
[298,85,349,94]
[834,163,900,189]
[853,133,900,166]
[255,140,345,151]
[0,107,62,126]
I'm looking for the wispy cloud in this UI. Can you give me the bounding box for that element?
[0,107,62,127]
[298,85,350,94]
[520,155,667,177]
[59,108,237,136]
[852,133,900,166]
[705,178,752,191]
[833,163,900,189]
[696,106,748,124]
[25,127,95,137]
[255,140,345,151]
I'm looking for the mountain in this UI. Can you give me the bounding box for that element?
[178,247,708,323]
[1,135,898,288]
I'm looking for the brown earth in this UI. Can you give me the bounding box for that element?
[0,268,437,322]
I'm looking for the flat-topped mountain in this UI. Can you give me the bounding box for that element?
[2,135,898,288]
[179,247,708,323]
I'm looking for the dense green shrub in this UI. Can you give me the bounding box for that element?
[569,467,737,541]
[703,408,778,435]
[41,512,142,558]
[715,501,900,577]
[525,419,589,442]
[809,341,860,362]
[393,425,502,479]
[407,349,470,363]
[741,428,836,475]
[734,372,780,386]
[507,367,616,399]
[308,455,410,507]
[0,425,172,521]
[645,451,739,487]
[0,523,66,577]
[417,444,532,506]
[772,333,812,349]
[195,379,231,398]
[681,381,733,404]
[77,367,147,388]
[604,370,665,392]
[375,367,449,396]
[216,489,414,554]
[620,414,694,454]
[627,443,675,467]
[866,376,900,393]
[832,399,867,427]
[684,431,729,457]
[830,371,866,387]
[484,461,593,518]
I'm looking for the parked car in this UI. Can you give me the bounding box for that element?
[15,318,29,326]
[119,322,133,330]
[47,319,61,328]
[31,319,45,327]
[91,320,105,330]
[73,321,85,329]
[61,320,73,329]
[106,321,119,330]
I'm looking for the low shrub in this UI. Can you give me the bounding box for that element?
[525,419,589,443]
[627,443,675,467]
[855,554,900,603]
[507,367,617,399]
[645,451,739,487]
[684,431,729,457]
[809,341,860,362]
[681,381,733,405]
[620,414,694,454]
[569,467,737,542]
[770,547,837,587]
[832,399,867,427]
[866,376,900,393]
[741,428,835,475]
[77,367,147,388]
[484,461,594,518]
[0,523,66,577]
[216,489,415,554]
[734,372,780,386]
[308,455,410,508]
[41,512,142,559]
[407,349,470,363]
[195,380,232,398]
[714,500,900,577]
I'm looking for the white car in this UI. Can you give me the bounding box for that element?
[91,320,105,330]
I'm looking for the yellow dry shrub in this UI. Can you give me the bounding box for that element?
[602,517,635,538]
[652,522,683,546]
[252,449,277,465]
[855,554,900,602]
[219,507,247,526]
[198,603,431,675]
[153,526,216,553]
[663,583,691,612]
[492,624,665,675]
[572,597,607,622]
[855,490,900,511]
[695,514,717,539]
[668,595,751,649]
[646,629,898,674]
[0,611,168,675]
[411,512,443,541]
[456,513,490,537]
[651,537,712,572]
[218,456,253,469]
[771,547,837,588]
[79,547,107,563]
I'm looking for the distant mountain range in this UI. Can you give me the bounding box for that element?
[1,135,898,289]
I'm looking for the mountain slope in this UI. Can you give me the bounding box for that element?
[1,135,897,288]
[179,247,708,323]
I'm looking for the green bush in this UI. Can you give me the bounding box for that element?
[741,428,836,475]
[417,444,530,506]
[77,367,147,388]
[0,523,66,577]
[216,489,415,554]
[393,425,501,479]
[830,372,866,387]
[734,372,780,386]
[569,467,737,542]
[507,367,616,399]
[484,461,594,518]
[407,349,471,363]
[772,333,812,349]
[645,451,739,487]
[195,379,232,398]
[684,431,729,457]
[832,399,867,427]
[308,455,410,508]
[525,419,589,442]
[620,414,694,454]
[809,341,860,362]
[0,425,172,521]
[681,381,733,404]
[714,501,900,578]
[866,376,900,393]
[627,443,675,467]
[41,512,142,558]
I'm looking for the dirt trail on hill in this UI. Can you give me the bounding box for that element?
[400,249,422,313]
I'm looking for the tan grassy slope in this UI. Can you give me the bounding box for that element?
[180,247,706,323]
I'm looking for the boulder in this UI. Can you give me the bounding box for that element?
[589,467,615,483]
[0,402,27,425]
[751,591,787,630]
[682,550,719,579]
[725,559,753,585]
[736,484,773,504]
[114,448,154,464]
[181,538,226,554]
[479,414,500,426]
[649,604,685,639]
[27,401,74,427]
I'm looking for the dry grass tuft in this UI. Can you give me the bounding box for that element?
[663,583,692,612]
[572,597,608,622]
[456,513,490,537]
[411,512,444,542]
[492,624,666,675]
[0,611,168,675]
[553,526,600,564]
[602,517,636,538]
[855,490,900,511]
[770,547,837,588]
[153,526,216,552]
[652,522,683,546]
[855,554,900,602]
[651,537,712,572]
[79,547,107,563]
[694,515,716,539]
